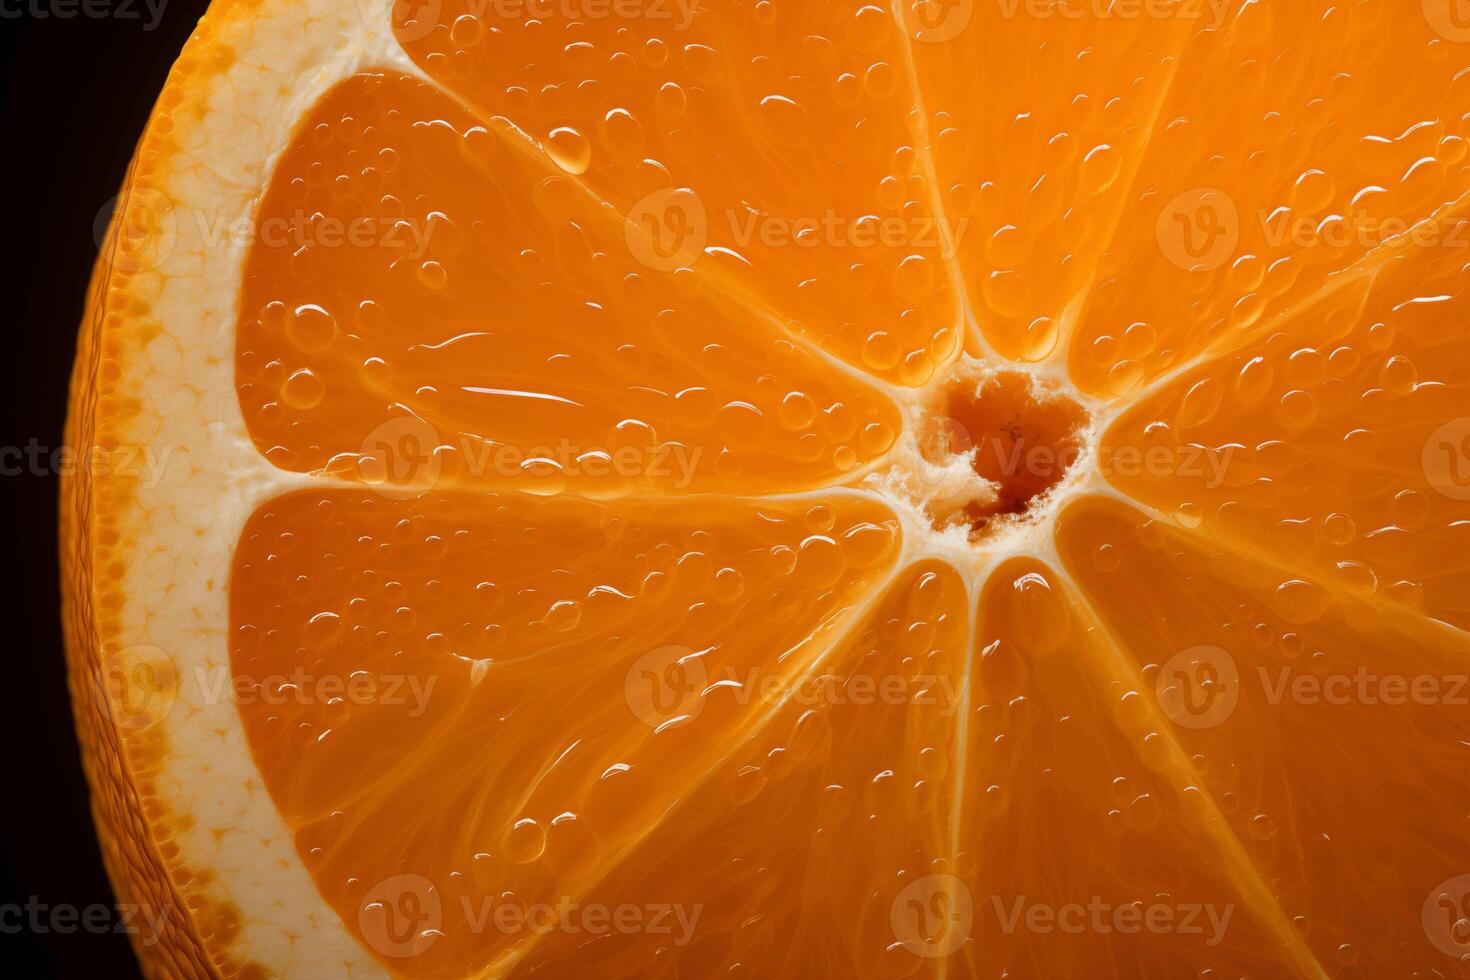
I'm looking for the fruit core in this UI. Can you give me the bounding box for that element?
[913,370,1092,540]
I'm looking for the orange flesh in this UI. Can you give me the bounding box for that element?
[226,2,1470,977]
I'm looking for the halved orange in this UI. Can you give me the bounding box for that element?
[65,0,1470,976]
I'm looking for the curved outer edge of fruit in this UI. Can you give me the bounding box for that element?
[60,0,416,976]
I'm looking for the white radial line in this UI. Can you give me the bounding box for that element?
[1050,17,1197,374]
[1087,479,1470,651]
[938,557,980,980]
[1095,256,1384,430]
[888,1,998,374]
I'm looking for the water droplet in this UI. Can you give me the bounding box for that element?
[282,368,325,409]
[546,127,591,175]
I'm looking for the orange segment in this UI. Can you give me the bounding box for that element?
[1067,1,1470,397]
[907,2,1197,361]
[505,561,966,979]
[229,488,900,975]
[959,557,1317,978]
[394,0,963,384]
[238,72,902,494]
[1056,494,1470,976]
[1100,211,1470,630]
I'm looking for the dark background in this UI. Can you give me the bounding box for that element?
[1,1,207,974]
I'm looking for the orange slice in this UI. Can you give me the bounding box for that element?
[65,0,1470,977]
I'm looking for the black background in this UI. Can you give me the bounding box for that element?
[1,0,208,974]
